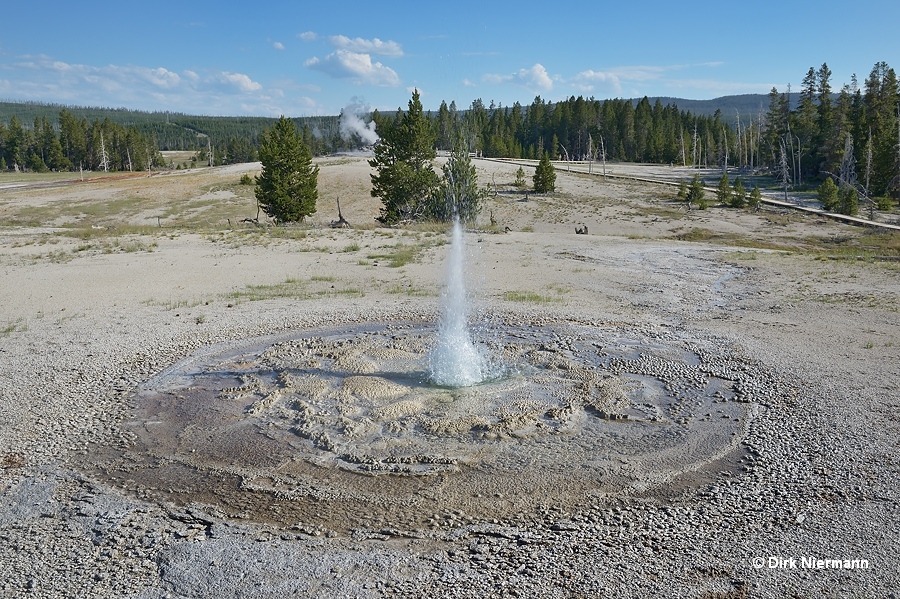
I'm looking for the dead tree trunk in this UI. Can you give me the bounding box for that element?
[330,198,350,228]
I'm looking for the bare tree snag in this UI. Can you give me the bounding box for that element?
[330,198,350,228]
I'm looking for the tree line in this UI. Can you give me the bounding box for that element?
[0,111,166,173]
[414,95,730,166]
[0,102,347,169]
[763,61,899,211]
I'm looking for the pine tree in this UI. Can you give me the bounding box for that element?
[794,67,819,182]
[370,89,439,224]
[514,166,526,188]
[255,116,319,223]
[863,62,899,197]
[533,151,556,192]
[5,116,24,170]
[430,136,485,223]
[677,180,688,202]
[688,174,707,209]
[840,186,859,215]
[818,177,839,211]
[749,185,762,211]
[716,172,732,205]
[731,178,747,209]
[816,63,834,167]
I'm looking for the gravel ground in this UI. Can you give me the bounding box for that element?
[1,160,898,598]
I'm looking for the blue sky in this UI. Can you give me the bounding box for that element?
[1,1,897,116]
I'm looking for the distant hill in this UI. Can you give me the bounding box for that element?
[1,93,805,152]
[631,94,801,125]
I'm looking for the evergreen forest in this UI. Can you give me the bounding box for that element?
[1,61,897,204]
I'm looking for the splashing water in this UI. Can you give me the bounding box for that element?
[428,218,491,387]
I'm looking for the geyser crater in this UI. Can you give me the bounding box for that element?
[80,316,772,532]
[76,221,778,533]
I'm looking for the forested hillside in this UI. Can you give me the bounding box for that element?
[0,102,343,167]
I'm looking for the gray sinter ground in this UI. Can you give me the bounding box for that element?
[2,298,897,598]
[1,159,898,598]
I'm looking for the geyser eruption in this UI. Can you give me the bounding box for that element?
[428,218,491,387]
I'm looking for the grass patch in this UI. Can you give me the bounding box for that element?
[502,290,557,304]
[804,291,899,311]
[546,283,572,295]
[722,251,760,261]
[40,249,75,263]
[56,225,162,240]
[143,297,210,311]
[228,277,308,302]
[341,242,361,252]
[227,276,364,303]
[366,240,436,268]
[675,228,717,242]
[810,231,900,260]
[761,213,797,227]
[673,227,800,251]
[0,318,27,337]
[403,221,452,234]
[385,282,432,296]
[54,311,85,325]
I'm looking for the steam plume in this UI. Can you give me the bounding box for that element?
[339,98,379,146]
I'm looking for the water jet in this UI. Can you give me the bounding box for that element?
[428,218,493,388]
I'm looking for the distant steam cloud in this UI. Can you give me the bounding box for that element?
[339,99,379,146]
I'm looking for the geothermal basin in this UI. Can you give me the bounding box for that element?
[80,315,767,533]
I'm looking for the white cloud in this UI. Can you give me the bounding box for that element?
[572,63,732,96]
[572,70,622,95]
[273,41,285,51]
[216,71,262,92]
[483,63,554,92]
[328,35,403,57]
[297,31,317,42]
[462,78,475,87]
[305,50,400,86]
[0,53,306,115]
[143,67,181,89]
[519,64,553,91]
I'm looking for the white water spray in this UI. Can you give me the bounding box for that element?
[428,218,491,387]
